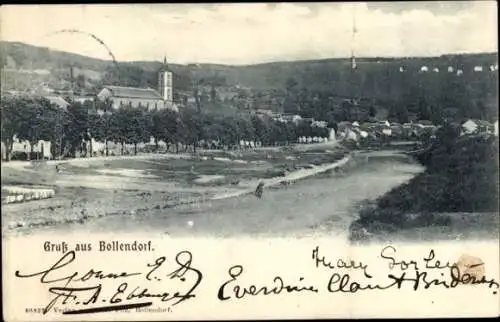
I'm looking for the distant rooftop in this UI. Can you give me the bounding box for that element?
[44,95,70,109]
[103,85,163,100]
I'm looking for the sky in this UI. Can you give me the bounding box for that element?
[1,2,497,65]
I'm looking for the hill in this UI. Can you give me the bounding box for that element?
[1,41,498,122]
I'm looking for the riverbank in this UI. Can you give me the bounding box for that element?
[349,132,499,243]
[2,143,353,236]
[8,150,422,238]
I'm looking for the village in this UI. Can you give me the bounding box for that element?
[2,56,499,161]
[1,2,498,247]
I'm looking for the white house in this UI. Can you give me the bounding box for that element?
[328,129,336,142]
[311,120,328,128]
[461,119,479,135]
[382,128,392,136]
[474,66,483,72]
[433,67,439,73]
[281,114,303,124]
[10,136,52,160]
[44,95,70,109]
[457,69,464,76]
[448,66,454,73]
[494,120,498,136]
[420,66,429,72]
[345,129,358,141]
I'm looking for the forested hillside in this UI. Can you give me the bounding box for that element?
[1,41,498,123]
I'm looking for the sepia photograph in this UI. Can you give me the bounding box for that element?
[1,2,499,320]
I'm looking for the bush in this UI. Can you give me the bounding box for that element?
[350,131,498,240]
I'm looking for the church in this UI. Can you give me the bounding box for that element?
[96,57,177,111]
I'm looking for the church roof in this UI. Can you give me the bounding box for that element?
[103,86,163,100]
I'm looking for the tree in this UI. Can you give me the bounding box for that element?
[108,106,128,155]
[88,111,105,155]
[210,85,217,102]
[251,115,271,146]
[65,101,90,157]
[125,107,150,155]
[75,74,86,90]
[1,96,25,161]
[417,95,432,121]
[236,117,255,144]
[150,109,165,150]
[164,109,181,152]
[283,77,299,114]
[369,105,377,118]
[179,108,203,152]
[94,98,114,156]
[16,98,60,160]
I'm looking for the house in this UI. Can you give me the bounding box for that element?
[461,120,478,135]
[336,121,353,134]
[8,135,52,160]
[311,120,328,128]
[460,119,493,135]
[72,96,95,104]
[390,124,404,137]
[417,120,434,127]
[254,109,274,117]
[360,122,375,131]
[476,120,494,133]
[44,95,70,109]
[328,129,336,141]
[494,120,498,136]
[281,114,303,124]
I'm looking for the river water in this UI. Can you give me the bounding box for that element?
[31,151,424,239]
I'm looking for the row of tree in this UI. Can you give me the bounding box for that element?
[1,96,330,161]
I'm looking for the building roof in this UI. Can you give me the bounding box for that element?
[462,119,492,127]
[103,86,163,100]
[44,95,70,109]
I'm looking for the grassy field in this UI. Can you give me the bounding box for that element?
[2,144,350,235]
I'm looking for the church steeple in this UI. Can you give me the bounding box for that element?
[158,54,173,104]
[351,5,357,70]
[160,55,170,72]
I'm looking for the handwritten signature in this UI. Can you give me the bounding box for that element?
[316,245,499,294]
[14,245,500,314]
[15,250,202,315]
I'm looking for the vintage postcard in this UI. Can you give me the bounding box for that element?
[1,2,499,320]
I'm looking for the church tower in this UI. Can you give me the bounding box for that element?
[350,6,357,70]
[158,56,173,105]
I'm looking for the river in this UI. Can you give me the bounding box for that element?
[27,151,424,238]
